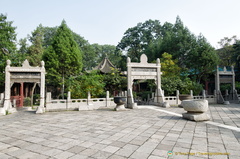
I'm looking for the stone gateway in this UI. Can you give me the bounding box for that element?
[0,60,46,115]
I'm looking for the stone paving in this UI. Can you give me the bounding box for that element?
[0,103,239,159]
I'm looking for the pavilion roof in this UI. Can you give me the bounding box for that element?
[94,57,116,73]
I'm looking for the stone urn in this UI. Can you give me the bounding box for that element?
[181,99,210,121]
[114,96,127,111]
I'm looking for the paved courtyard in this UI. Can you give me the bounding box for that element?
[0,103,240,159]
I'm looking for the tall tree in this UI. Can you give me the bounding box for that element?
[27,24,45,66]
[117,19,161,62]
[0,13,17,85]
[92,44,122,67]
[17,38,28,64]
[72,32,97,71]
[233,40,240,80]
[42,20,83,96]
[217,36,237,66]
[186,34,219,82]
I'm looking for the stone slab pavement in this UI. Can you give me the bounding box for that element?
[0,103,239,159]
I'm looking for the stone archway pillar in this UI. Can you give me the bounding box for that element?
[36,61,46,113]
[127,57,136,109]
[155,58,165,105]
[0,60,16,115]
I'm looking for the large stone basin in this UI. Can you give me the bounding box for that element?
[181,99,208,113]
[181,99,210,121]
[114,96,127,111]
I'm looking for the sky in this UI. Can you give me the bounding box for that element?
[1,0,240,49]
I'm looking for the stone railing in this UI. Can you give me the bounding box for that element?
[156,90,217,105]
[45,91,115,111]
[164,96,180,105]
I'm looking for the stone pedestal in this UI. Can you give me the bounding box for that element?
[182,113,210,121]
[181,99,210,121]
[115,104,126,111]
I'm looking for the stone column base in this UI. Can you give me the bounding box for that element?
[8,108,17,114]
[0,108,6,115]
[155,102,170,108]
[36,106,45,114]
[182,112,210,121]
[128,103,138,109]
[0,107,17,115]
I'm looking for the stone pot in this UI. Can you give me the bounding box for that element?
[179,94,193,101]
[114,97,127,105]
[181,99,208,113]
[114,96,127,111]
[181,99,210,121]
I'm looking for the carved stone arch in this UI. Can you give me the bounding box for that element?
[0,59,46,115]
[127,54,164,108]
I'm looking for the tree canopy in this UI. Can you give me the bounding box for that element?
[118,16,219,83]
[0,14,17,86]
[42,20,83,91]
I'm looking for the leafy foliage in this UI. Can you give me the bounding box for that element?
[103,68,127,96]
[160,52,181,77]
[27,24,45,66]
[217,36,237,66]
[67,71,105,98]
[92,44,122,69]
[117,19,161,62]
[42,20,83,90]
[0,14,17,85]
[162,76,203,96]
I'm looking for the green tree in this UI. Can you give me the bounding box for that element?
[103,68,127,96]
[72,32,97,70]
[147,17,218,82]
[67,71,105,98]
[160,52,181,77]
[42,20,83,97]
[217,36,237,66]
[18,38,28,55]
[42,26,57,48]
[187,35,219,83]
[27,24,45,66]
[17,38,28,64]
[92,44,122,67]
[0,13,17,85]
[233,40,240,80]
[117,19,161,62]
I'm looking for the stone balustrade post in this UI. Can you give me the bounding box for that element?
[87,91,91,105]
[67,91,71,109]
[176,90,180,105]
[106,91,110,107]
[190,90,193,98]
[202,90,206,99]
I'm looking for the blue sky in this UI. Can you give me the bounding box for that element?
[1,0,240,48]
